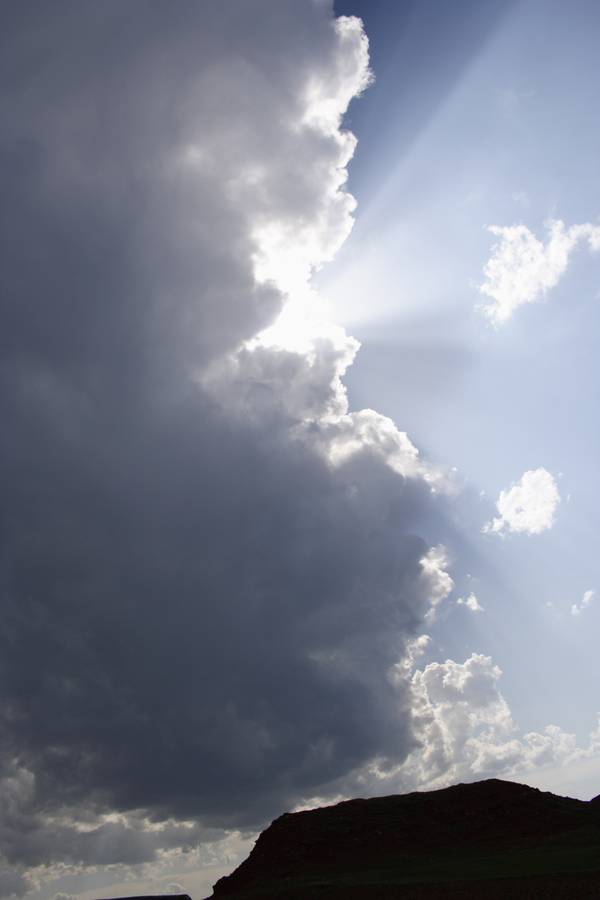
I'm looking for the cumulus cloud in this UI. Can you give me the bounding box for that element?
[483,468,560,536]
[456,593,484,612]
[337,652,600,799]
[479,218,600,324]
[571,589,595,617]
[405,654,600,787]
[0,2,457,895]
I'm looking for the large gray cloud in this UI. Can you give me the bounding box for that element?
[0,1,454,894]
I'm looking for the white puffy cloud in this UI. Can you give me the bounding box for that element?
[571,589,595,617]
[479,218,600,324]
[405,654,600,787]
[483,468,560,536]
[456,593,484,612]
[336,652,600,800]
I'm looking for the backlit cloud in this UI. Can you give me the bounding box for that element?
[0,3,456,895]
[5,5,594,898]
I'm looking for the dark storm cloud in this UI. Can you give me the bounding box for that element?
[0,0,452,887]
[0,389,433,821]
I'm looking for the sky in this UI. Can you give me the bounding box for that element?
[1,1,600,898]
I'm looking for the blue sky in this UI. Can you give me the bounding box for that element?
[327,0,600,786]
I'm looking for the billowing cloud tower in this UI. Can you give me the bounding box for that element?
[0,2,455,892]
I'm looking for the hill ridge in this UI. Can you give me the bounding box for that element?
[206,778,600,899]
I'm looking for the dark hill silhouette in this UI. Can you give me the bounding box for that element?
[206,779,600,898]
[96,896,191,900]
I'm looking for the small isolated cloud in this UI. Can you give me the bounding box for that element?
[571,589,595,617]
[483,468,560,536]
[479,219,600,324]
[457,593,484,613]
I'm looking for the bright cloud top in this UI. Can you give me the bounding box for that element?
[483,468,560,536]
[479,219,600,324]
[571,589,595,617]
